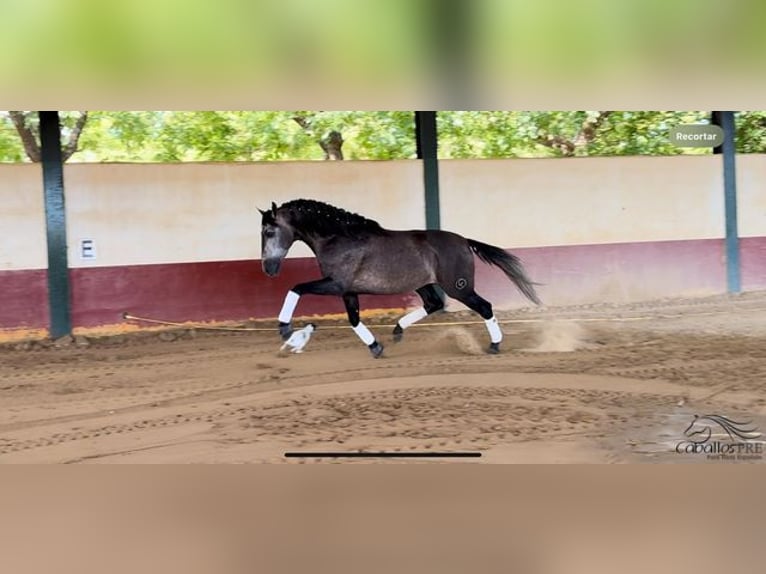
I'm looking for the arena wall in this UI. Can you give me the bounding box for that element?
[441,156,735,308]
[738,154,766,290]
[0,164,50,336]
[1,155,764,337]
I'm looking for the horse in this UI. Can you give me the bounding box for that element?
[258,199,541,358]
[683,414,761,444]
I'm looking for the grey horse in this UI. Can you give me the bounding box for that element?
[259,199,540,358]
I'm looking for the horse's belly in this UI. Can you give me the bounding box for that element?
[351,276,428,294]
[350,261,435,294]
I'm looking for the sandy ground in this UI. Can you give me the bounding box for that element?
[1,291,766,464]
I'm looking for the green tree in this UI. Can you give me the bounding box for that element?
[437,111,720,158]
[1,110,764,163]
[736,111,766,153]
[1,111,88,162]
[290,111,416,160]
[77,111,416,162]
[0,114,25,162]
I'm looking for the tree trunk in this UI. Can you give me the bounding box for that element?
[9,111,41,162]
[62,111,89,161]
[8,111,88,162]
[319,131,344,160]
[537,111,612,156]
[573,111,613,148]
[293,115,344,160]
[537,134,576,156]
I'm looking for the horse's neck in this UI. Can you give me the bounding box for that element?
[293,228,322,254]
[289,214,353,253]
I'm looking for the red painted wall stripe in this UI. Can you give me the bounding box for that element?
[3,237,766,332]
[741,236,766,291]
[0,269,49,330]
[69,258,415,328]
[473,238,728,307]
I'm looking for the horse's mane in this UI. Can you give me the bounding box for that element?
[701,414,761,441]
[279,199,385,238]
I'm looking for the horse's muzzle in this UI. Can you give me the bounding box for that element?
[262,258,281,277]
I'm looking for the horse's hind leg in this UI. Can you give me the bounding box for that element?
[343,293,384,358]
[451,289,503,354]
[392,284,445,342]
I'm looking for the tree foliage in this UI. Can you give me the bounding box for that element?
[0,110,763,163]
[1,111,88,162]
[73,111,417,162]
[735,111,766,153]
[436,111,723,157]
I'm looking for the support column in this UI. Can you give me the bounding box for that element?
[414,111,446,304]
[415,111,440,230]
[712,111,741,294]
[39,111,72,337]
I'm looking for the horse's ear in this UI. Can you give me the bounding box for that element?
[257,207,266,216]
[271,201,278,215]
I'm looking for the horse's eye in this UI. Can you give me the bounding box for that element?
[263,229,276,238]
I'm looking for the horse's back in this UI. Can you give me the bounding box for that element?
[388,229,472,261]
[389,229,476,291]
[318,228,473,295]
[419,229,470,250]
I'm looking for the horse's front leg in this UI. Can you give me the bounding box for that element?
[343,293,384,359]
[277,277,343,340]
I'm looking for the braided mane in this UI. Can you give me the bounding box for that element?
[278,199,385,238]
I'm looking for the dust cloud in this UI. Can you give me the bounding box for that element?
[434,327,485,355]
[526,320,590,353]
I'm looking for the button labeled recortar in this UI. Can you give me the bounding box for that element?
[669,124,725,148]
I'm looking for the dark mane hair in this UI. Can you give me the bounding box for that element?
[278,199,385,238]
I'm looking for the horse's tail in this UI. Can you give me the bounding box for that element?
[467,239,542,305]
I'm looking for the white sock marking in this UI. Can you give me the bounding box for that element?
[278,290,300,324]
[398,306,428,330]
[485,316,503,344]
[352,322,376,346]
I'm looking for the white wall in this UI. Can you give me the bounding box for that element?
[737,154,766,238]
[2,155,765,271]
[0,164,47,270]
[62,161,425,267]
[440,156,727,247]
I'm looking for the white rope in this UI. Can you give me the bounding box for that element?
[122,311,684,333]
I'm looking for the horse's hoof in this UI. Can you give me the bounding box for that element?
[369,341,385,358]
[279,322,293,341]
[392,324,403,343]
[487,342,500,354]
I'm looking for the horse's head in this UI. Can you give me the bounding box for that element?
[683,415,712,444]
[258,202,294,277]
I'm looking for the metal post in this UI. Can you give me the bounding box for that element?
[39,111,72,337]
[415,111,440,230]
[414,110,446,304]
[712,111,741,294]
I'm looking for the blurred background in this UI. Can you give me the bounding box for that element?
[1,0,764,108]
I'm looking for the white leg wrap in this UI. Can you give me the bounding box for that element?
[278,290,300,323]
[398,306,428,330]
[485,316,503,344]
[352,322,376,346]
